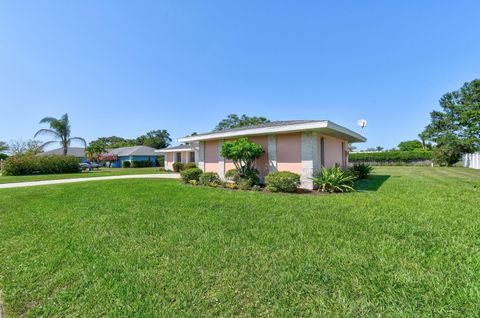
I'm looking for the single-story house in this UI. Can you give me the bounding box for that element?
[38,147,88,163]
[156,144,198,170]
[108,145,159,168]
[175,120,366,189]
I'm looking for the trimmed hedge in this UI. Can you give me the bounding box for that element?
[131,160,153,168]
[349,151,433,162]
[180,168,203,184]
[122,161,131,168]
[3,155,81,176]
[265,171,301,193]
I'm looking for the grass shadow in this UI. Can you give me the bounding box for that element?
[355,175,390,192]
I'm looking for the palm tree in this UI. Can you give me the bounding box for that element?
[34,113,86,155]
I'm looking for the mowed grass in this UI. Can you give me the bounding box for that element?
[0,167,168,184]
[0,167,479,317]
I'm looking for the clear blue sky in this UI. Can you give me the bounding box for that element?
[1,1,479,150]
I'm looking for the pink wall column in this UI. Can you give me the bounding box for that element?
[276,133,302,174]
[204,140,219,172]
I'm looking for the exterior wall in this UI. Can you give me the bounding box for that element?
[198,131,350,189]
[318,135,345,169]
[276,133,302,174]
[204,141,219,172]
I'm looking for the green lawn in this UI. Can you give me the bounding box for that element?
[0,167,169,184]
[0,167,479,317]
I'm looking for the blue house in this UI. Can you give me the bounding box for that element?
[108,146,158,168]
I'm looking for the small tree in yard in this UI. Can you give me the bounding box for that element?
[221,138,263,183]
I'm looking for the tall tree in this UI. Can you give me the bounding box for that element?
[8,139,43,156]
[136,130,171,149]
[214,114,270,131]
[398,140,423,151]
[34,113,86,155]
[422,79,480,152]
[0,141,8,153]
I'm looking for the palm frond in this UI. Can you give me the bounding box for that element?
[39,140,59,150]
[39,117,58,124]
[69,137,87,148]
[34,129,61,139]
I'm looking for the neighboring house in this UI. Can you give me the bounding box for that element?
[156,144,198,171]
[108,146,159,168]
[177,120,366,189]
[38,147,88,163]
[463,152,480,169]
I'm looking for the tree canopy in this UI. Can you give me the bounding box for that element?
[398,140,423,151]
[0,141,8,153]
[214,114,270,131]
[422,79,480,153]
[89,130,171,150]
[221,138,263,181]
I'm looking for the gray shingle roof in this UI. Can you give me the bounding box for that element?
[38,147,86,157]
[108,145,158,157]
[183,120,322,138]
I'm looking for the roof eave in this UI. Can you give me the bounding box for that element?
[178,121,366,143]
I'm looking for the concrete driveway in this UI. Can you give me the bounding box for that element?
[0,174,180,189]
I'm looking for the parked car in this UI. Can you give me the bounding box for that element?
[80,162,100,171]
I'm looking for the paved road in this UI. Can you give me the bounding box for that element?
[0,174,180,189]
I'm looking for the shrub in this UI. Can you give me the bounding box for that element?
[172,162,184,172]
[122,160,131,168]
[221,138,263,183]
[180,168,203,184]
[348,163,373,179]
[199,172,220,186]
[131,160,153,168]
[238,178,253,190]
[312,166,356,193]
[225,169,241,183]
[432,147,463,166]
[265,171,301,193]
[183,162,196,170]
[3,155,81,176]
[349,151,433,163]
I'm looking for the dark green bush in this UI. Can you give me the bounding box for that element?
[180,168,203,184]
[265,171,301,193]
[349,151,432,163]
[183,162,197,170]
[0,153,8,160]
[199,172,220,186]
[131,160,153,168]
[348,163,373,179]
[172,162,184,172]
[122,160,131,168]
[3,155,81,176]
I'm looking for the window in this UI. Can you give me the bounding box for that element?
[189,151,195,163]
[320,137,325,167]
[176,152,182,163]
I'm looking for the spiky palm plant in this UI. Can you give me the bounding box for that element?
[34,113,86,155]
[312,166,356,193]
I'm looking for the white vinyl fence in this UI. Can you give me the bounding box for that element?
[463,152,480,169]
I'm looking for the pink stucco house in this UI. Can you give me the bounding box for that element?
[158,120,366,189]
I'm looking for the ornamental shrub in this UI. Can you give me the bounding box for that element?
[221,138,263,181]
[3,155,81,176]
[312,166,355,193]
[183,162,197,170]
[238,178,253,190]
[225,169,241,183]
[199,172,220,186]
[180,168,203,184]
[122,160,131,168]
[172,162,184,172]
[131,160,153,168]
[265,171,301,193]
[348,163,373,179]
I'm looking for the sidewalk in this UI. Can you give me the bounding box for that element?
[0,174,180,189]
